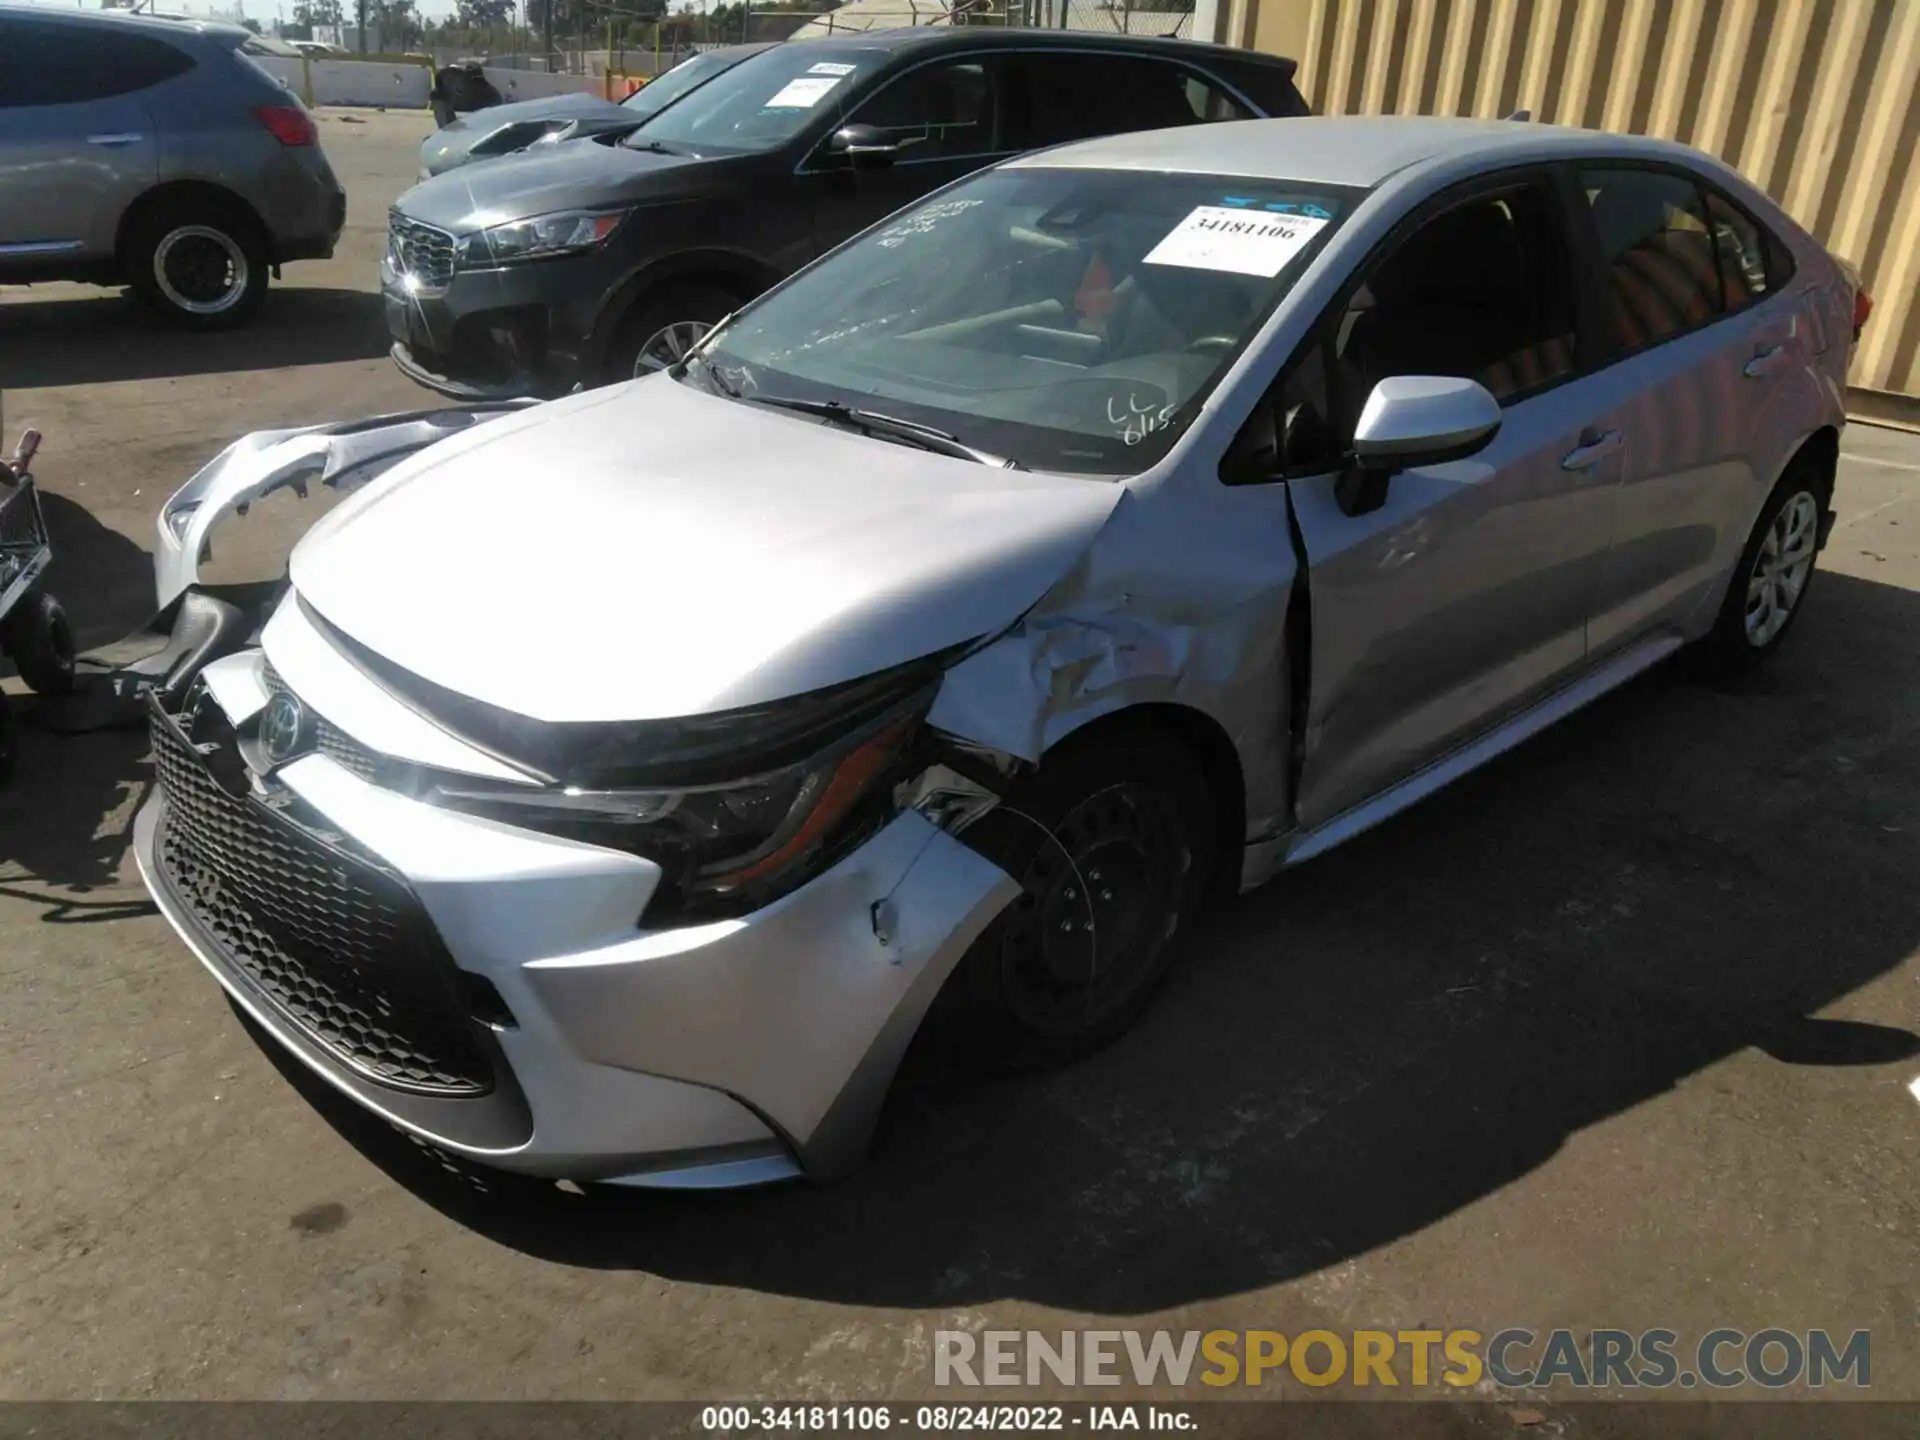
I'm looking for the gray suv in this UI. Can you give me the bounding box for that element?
[0,6,345,328]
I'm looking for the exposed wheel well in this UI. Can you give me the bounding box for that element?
[1041,704,1247,902]
[116,182,267,271]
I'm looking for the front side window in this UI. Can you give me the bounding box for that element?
[1581,168,1724,352]
[1333,180,1580,425]
[633,44,885,155]
[843,59,999,162]
[693,170,1355,474]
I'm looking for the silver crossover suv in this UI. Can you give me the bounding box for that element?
[0,6,345,327]
[137,117,1864,1189]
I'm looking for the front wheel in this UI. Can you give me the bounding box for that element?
[937,729,1217,1073]
[605,281,743,384]
[1702,463,1827,675]
[1,588,75,696]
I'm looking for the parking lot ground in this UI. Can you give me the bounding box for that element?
[2,111,1919,1412]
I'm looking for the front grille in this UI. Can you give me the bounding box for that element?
[260,660,380,782]
[0,477,46,550]
[150,699,492,1096]
[388,213,456,289]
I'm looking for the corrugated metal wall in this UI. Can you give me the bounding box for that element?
[1285,0,1920,418]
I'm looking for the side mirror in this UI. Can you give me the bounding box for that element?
[826,123,903,168]
[1352,375,1501,473]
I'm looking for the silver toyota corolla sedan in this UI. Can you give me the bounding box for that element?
[136,116,1864,1190]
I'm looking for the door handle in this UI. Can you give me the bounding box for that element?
[1743,343,1784,378]
[86,133,145,147]
[1561,428,1621,472]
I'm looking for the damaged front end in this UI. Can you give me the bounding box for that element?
[68,403,540,731]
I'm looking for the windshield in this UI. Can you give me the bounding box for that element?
[621,47,745,115]
[630,43,883,154]
[692,168,1355,474]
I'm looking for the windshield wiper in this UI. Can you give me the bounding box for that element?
[624,137,683,155]
[745,396,1025,470]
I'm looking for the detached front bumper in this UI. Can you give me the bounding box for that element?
[133,650,1018,1187]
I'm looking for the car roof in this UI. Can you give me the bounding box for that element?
[796,24,1297,74]
[0,2,250,43]
[1010,114,1707,187]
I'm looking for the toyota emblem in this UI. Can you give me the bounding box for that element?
[261,689,313,766]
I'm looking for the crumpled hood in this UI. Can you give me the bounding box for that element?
[289,380,1125,724]
[397,139,700,231]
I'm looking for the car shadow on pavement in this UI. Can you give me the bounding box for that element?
[234,564,1920,1314]
[0,287,389,390]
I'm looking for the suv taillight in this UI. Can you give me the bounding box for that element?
[253,104,317,146]
[1853,286,1874,335]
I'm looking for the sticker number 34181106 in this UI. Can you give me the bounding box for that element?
[1144,206,1329,278]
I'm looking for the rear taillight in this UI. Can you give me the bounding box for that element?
[1853,286,1874,333]
[253,104,317,146]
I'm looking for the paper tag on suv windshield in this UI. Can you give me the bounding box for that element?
[1143,206,1328,277]
[807,62,857,75]
[766,75,843,108]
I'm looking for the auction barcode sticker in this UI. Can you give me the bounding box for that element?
[1143,206,1328,277]
[765,75,843,108]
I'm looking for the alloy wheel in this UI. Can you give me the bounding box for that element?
[632,320,710,376]
[153,226,249,316]
[1744,490,1819,648]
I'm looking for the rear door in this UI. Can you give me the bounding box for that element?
[1001,48,1258,152]
[1570,165,1813,653]
[0,18,177,260]
[802,53,1013,255]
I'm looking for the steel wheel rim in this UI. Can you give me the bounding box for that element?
[994,782,1190,1036]
[154,226,248,315]
[1744,490,1818,647]
[633,320,710,376]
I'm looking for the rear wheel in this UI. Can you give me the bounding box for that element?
[125,202,269,330]
[1702,458,1828,675]
[606,281,743,383]
[937,729,1216,1073]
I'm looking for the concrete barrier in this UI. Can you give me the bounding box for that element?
[249,54,603,110]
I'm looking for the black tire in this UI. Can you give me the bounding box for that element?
[604,281,743,384]
[0,690,14,785]
[1701,456,1829,677]
[936,726,1217,1073]
[124,201,269,330]
[1,588,75,696]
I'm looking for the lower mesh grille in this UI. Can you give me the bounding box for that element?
[150,698,491,1096]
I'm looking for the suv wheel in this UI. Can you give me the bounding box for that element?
[607,282,742,383]
[126,204,268,329]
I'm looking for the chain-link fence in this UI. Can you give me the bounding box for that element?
[740,0,1192,44]
[1016,0,1194,37]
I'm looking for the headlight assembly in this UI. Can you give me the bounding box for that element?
[429,709,923,919]
[455,208,627,269]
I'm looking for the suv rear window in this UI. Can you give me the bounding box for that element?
[0,22,195,106]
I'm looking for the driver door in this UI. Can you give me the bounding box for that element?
[802,55,1012,257]
[1271,173,1625,829]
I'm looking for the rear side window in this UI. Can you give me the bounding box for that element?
[0,23,194,107]
[1580,168,1725,352]
[1010,53,1223,147]
[1704,189,1796,310]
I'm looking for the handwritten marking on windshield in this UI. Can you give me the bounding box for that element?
[1108,392,1179,446]
[875,199,983,248]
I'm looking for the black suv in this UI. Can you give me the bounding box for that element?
[383,28,1306,399]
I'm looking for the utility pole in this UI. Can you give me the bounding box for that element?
[357,0,367,50]
[542,0,552,67]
